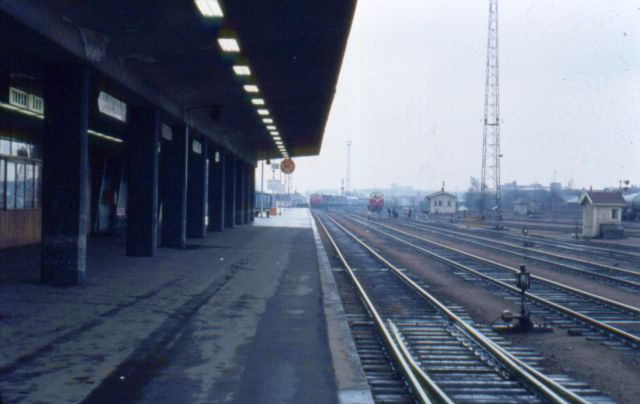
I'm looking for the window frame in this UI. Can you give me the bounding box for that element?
[0,129,42,211]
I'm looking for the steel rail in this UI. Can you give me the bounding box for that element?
[322,214,581,403]
[344,214,640,346]
[401,216,640,280]
[365,215,640,290]
[387,320,454,404]
[356,215,640,316]
[432,218,640,260]
[315,214,441,404]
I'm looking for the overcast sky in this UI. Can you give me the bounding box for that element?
[276,0,640,194]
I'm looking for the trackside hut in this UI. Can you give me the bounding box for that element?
[579,191,625,238]
[425,191,457,215]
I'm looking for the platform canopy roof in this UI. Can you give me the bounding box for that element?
[0,0,356,162]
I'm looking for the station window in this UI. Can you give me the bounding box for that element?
[611,209,618,220]
[0,132,42,210]
[0,159,5,209]
[6,160,15,209]
[15,162,25,208]
[0,133,10,155]
[447,200,452,207]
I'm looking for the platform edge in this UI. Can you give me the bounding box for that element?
[309,211,375,404]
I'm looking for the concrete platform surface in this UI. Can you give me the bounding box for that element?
[0,208,356,403]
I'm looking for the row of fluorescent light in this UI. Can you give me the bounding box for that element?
[195,0,289,160]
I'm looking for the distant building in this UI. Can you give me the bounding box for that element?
[513,198,540,216]
[425,190,457,215]
[579,191,625,238]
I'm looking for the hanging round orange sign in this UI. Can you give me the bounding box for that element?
[280,159,295,174]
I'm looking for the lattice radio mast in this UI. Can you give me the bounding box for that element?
[346,140,352,194]
[480,0,502,228]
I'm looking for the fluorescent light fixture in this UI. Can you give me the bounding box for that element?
[270,131,279,135]
[273,136,281,141]
[244,85,259,93]
[218,38,240,52]
[195,0,224,17]
[233,65,251,76]
[266,125,276,130]
[251,98,265,105]
[88,129,123,143]
[276,141,283,145]
[262,118,273,124]
[257,109,269,116]
[0,101,44,119]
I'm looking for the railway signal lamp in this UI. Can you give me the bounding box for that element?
[521,226,531,247]
[516,265,530,292]
[515,265,534,331]
[492,265,552,334]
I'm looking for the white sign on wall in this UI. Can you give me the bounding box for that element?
[161,124,173,141]
[192,140,202,154]
[98,91,127,122]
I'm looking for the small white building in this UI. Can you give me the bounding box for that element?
[425,190,457,215]
[513,198,540,216]
[579,191,625,238]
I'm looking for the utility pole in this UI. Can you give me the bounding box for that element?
[346,140,352,195]
[480,0,502,229]
[260,161,264,216]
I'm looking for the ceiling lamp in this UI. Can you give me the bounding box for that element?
[218,38,240,52]
[195,0,224,17]
[233,65,251,76]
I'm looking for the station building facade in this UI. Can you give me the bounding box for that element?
[0,0,354,287]
[0,73,256,280]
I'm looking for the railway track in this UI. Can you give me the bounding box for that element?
[425,218,640,266]
[499,220,640,239]
[352,213,640,291]
[315,211,612,403]
[334,212,640,349]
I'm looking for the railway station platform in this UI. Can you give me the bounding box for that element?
[0,208,371,403]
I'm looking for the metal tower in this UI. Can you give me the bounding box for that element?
[346,140,352,194]
[480,0,502,228]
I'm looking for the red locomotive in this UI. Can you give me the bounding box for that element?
[310,194,323,209]
[368,192,385,213]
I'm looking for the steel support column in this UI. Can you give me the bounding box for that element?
[224,154,236,228]
[41,63,90,285]
[126,107,160,256]
[249,164,256,223]
[235,160,245,225]
[161,125,189,249]
[186,139,208,238]
[208,149,226,232]
[242,164,248,224]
